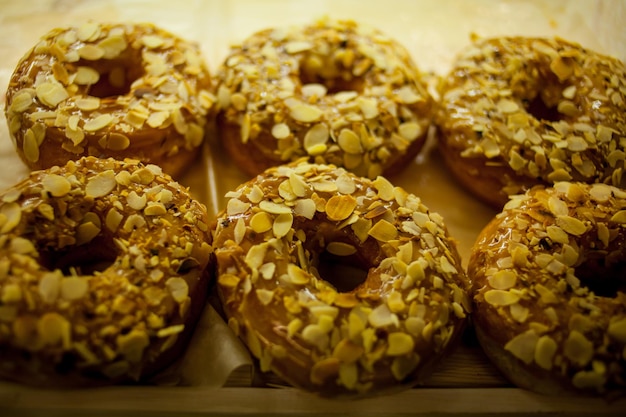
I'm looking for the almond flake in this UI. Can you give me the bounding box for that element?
[166,277,189,303]
[368,304,397,328]
[286,264,309,285]
[504,330,538,364]
[107,133,130,150]
[556,215,587,236]
[397,122,422,141]
[534,283,558,304]
[610,210,626,224]
[255,289,275,305]
[272,213,293,238]
[84,114,114,132]
[35,82,69,108]
[290,104,323,123]
[227,198,251,216]
[303,124,329,155]
[548,196,569,216]
[142,35,165,49]
[497,99,520,113]
[78,44,105,60]
[607,318,626,343]
[75,96,101,111]
[85,170,116,198]
[326,242,357,256]
[77,22,100,42]
[250,211,273,233]
[325,194,357,221]
[294,198,316,219]
[368,219,398,242]
[259,200,292,214]
[76,221,101,245]
[147,111,169,128]
[373,176,394,201]
[284,40,313,54]
[271,123,291,139]
[357,97,379,119]
[563,330,593,366]
[60,277,88,300]
[484,289,520,306]
[301,83,327,99]
[245,243,268,270]
[74,66,100,85]
[386,332,414,356]
[395,85,421,104]
[9,90,34,113]
[550,56,573,81]
[534,335,557,370]
[42,174,71,197]
[488,270,517,290]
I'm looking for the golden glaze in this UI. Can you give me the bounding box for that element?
[436,37,626,208]
[0,157,213,386]
[469,181,626,396]
[212,160,470,397]
[215,18,433,179]
[5,22,214,178]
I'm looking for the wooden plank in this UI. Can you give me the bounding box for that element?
[1,386,625,416]
[0,2,625,416]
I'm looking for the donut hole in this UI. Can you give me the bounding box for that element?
[524,95,562,123]
[574,254,626,297]
[81,58,145,99]
[299,54,365,95]
[315,250,369,292]
[38,235,118,276]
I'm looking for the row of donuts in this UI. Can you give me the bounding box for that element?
[1,18,625,398]
[8,19,626,203]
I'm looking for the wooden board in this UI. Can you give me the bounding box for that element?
[0,0,626,415]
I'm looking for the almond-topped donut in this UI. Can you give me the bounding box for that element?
[469,181,626,396]
[436,36,626,208]
[5,22,214,177]
[212,160,470,397]
[0,156,213,387]
[215,17,433,179]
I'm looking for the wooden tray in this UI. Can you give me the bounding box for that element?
[1,0,626,415]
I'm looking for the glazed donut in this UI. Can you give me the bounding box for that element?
[5,22,214,178]
[436,36,626,208]
[0,156,213,386]
[215,17,433,179]
[212,160,470,397]
[469,181,626,396]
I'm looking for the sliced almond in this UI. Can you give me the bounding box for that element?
[325,194,357,221]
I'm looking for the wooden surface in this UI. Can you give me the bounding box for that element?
[1,386,625,417]
[1,0,626,415]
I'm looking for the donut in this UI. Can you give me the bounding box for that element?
[5,22,214,178]
[0,156,213,387]
[212,160,471,397]
[215,17,433,179]
[435,36,626,208]
[468,181,626,396]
